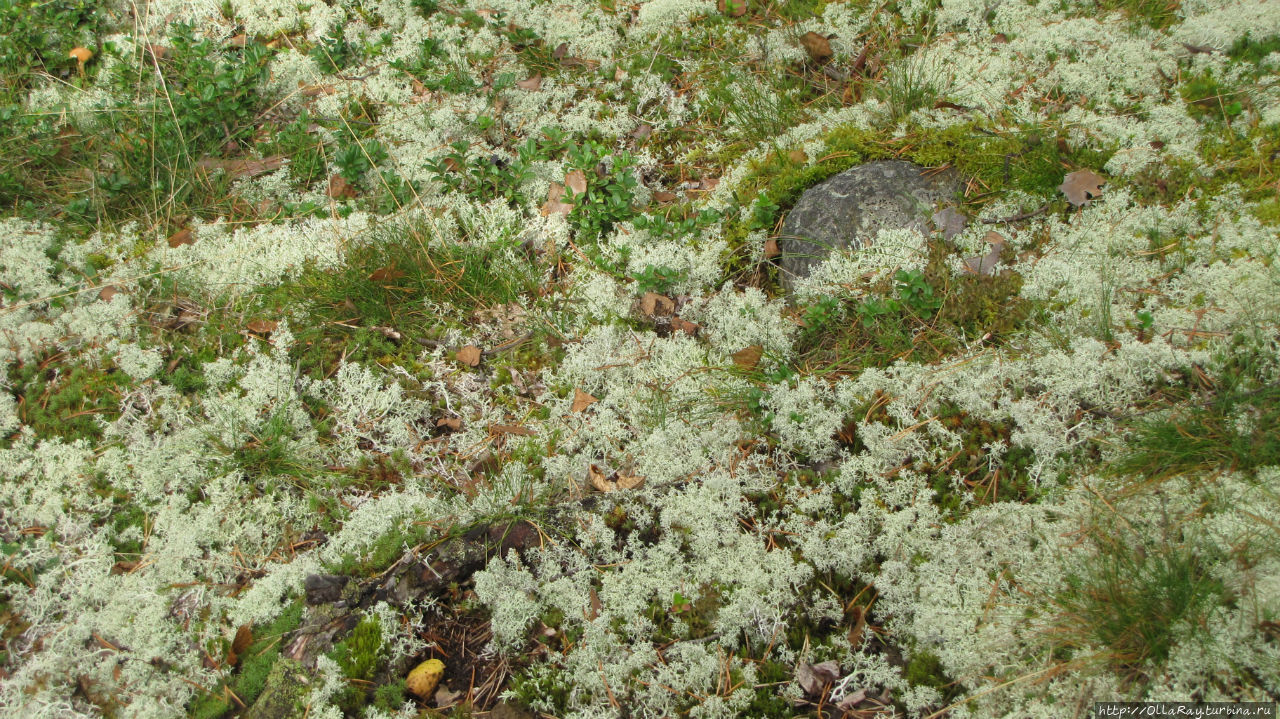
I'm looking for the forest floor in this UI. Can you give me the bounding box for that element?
[1,0,1278,717]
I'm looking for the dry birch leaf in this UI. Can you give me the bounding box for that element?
[541,182,574,216]
[963,230,1006,276]
[327,174,358,199]
[732,345,763,369]
[1059,169,1105,207]
[565,169,588,196]
[456,345,482,367]
[670,316,701,336]
[516,74,542,91]
[587,464,612,492]
[639,292,676,317]
[167,228,195,248]
[571,388,598,412]
[246,319,278,335]
[800,32,833,62]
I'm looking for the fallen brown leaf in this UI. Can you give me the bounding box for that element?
[732,345,763,369]
[717,0,748,17]
[788,148,808,164]
[587,464,645,492]
[167,228,195,248]
[1058,169,1105,207]
[565,169,588,196]
[763,238,780,259]
[436,417,462,432]
[195,155,284,180]
[639,292,676,317]
[327,174,358,199]
[651,191,677,203]
[98,285,121,302]
[369,267,406,282]
[795,660,841,697]
[541,182,574,216]
[630,123,653,141]
[455,345,482,367]
[571,388,598,412]
[232,625,253,656]
[491,424,535,436]
[670,316,701,336]
[800,32,833,62]
[246,319,278,335]
[516,74,542,91]
[963,230,1006,276]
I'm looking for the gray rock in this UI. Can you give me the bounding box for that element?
[777,160,960,295]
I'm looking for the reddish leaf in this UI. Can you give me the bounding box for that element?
[670,316,701,336]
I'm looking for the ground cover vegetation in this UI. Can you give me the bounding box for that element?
[0,0,1277,716]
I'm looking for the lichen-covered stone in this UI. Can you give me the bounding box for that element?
[777,160,960,295]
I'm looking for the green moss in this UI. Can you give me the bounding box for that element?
[905,649,951,690]
[5,361,132,446]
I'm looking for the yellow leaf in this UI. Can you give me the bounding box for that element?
[406,659,445,698]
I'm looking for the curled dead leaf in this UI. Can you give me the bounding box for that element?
[587,464,645,492]
[931,208,968,240]
[455,345,482,367]
[763,238,780,259]
[327,174,358,199]
[516,74,542,91]
[167,228,195,248]
[732,345,763,370]
[232,625,253,656]
[670,316,701,336]
[651,191,677,203]
[799,32,833,62]
[491,424,535,436]
[963,230,1006,276]
[246,319,278,335]
[571,388,598,412]
[795,660,841,697]
[195,155,285,180]
[436,417,462,432]
[1059,169,1105,207]
[639,292,676,317]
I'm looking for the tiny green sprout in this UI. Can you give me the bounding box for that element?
[671,591,691,613]
[1136,310,1154,331]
